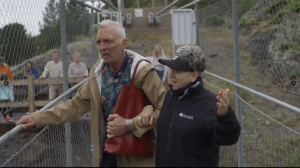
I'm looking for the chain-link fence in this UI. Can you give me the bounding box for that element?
[204,80,300,167]
[0,0,97,166]
[197,0,300,166]
[0,118,92,167]
[198,0,300,97]
[0,0,97,116]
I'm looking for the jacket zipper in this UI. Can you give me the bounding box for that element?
[166,98,179,166]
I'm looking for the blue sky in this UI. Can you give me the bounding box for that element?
[0,0,103,36]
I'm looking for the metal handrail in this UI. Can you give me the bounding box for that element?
[203,71,300,114]
[156,0,205,19]
[0,78,88,145]
[154,0,183,17]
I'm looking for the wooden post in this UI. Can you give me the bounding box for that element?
[28,75,36,113]
[122,0,124,9]
[137,0,140,8]
[152,0,155,7]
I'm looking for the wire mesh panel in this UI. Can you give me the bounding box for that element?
[204,80,300,167]
[0,119,92,167]
[0,0,96,118]
[0,0,59,110]
[198,0,300,96]
[65,3,97,69]
[203,81,239,167]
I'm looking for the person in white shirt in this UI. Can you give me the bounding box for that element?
[40,50,63,100]
[146,44,169,83]
[68,52,88,97]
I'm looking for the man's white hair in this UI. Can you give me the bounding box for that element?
[96,20,126,39]
[72,52,81,59]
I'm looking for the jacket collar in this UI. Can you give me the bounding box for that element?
[169,77,203,100]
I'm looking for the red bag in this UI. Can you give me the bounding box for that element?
[104,59,153,157]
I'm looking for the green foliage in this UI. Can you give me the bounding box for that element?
[0,23,37,65]
[264,0,289,13]
[269,0,300,25]
[278,42,300,52]
[237,0,260,18]
[0,0,90,66]
[206,14,224,27]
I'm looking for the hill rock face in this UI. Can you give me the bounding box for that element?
[241,0,300,90]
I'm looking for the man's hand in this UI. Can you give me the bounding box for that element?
[23,72,28,77]
[39,76,45,80]
[106,114,127,139]
[137,105,154,127]
[16,115,36,129]
[83,74,88,77]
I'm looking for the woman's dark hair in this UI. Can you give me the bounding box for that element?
[26,61,33,68]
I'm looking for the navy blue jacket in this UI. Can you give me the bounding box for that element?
[156,79,241,167]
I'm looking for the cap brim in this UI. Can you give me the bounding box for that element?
[159,59,181,71]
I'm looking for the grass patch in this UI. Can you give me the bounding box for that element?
[237,0,260,18]
[200,28,231,40]
[75,35,88,41]
[269,0,300,25]
[239,17,259,34]
[278,41,300,52]
[264,0,289,14]
[286,149,300,167]
[70,43,91,53]
[206,14,224,27]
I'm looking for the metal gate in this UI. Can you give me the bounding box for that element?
[170,9,197,57]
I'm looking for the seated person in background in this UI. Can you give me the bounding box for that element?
[0,74,14,122]
[68,52,88,97]
[40,50,63,101]
[23,61,40,100]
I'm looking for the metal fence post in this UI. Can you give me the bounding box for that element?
[60,0,73,166]
[90,9,97,63]
[194,0,200,46]
[231,0,244,167]
[117,0,122,24]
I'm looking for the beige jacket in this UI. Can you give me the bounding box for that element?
[30,50,166,167]
[41,60,63,79]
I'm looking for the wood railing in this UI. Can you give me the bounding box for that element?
[0,75,87,112]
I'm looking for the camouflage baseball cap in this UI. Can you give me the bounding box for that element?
[159,45,207,73]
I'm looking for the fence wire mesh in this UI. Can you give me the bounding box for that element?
[0,119,92,167]
[198,0,300,96]
[204,80,300,167]
[0,0,96,118]
[0,0,58,110]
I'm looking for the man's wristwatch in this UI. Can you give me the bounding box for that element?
[126,119,135,131]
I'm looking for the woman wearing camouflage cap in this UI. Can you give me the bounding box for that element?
[155,45,241,167]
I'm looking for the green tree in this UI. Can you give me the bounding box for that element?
[65,2,90,42]
[0,23,36,65]
[39,0,60,29]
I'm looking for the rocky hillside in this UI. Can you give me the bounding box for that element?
[239,0,300,92]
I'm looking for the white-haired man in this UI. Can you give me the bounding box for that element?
[16,20,166,167]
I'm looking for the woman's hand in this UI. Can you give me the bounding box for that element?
[216,89,230,115]
[137,105,154,127]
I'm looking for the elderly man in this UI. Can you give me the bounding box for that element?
[16,20,166,167]
[40,50,64,100]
